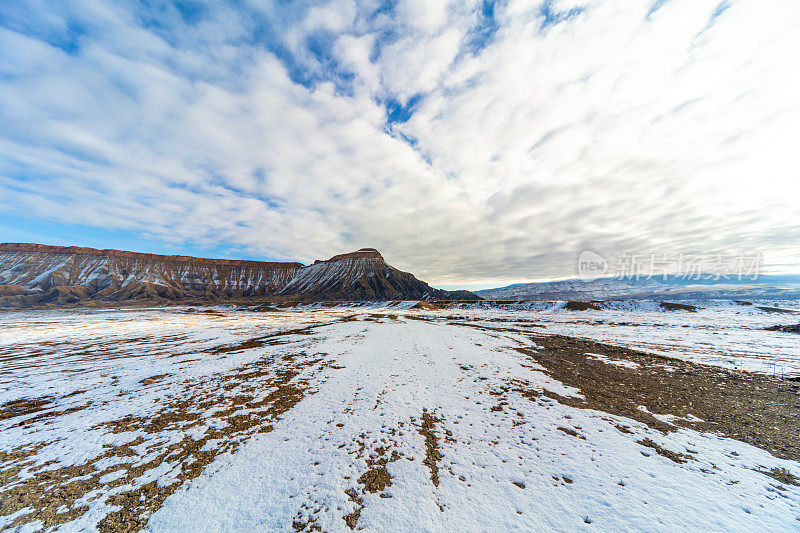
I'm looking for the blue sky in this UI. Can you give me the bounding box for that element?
[1,0,798,286]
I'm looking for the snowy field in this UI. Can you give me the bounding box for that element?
[300,298,800,374]
[0,302,799,531]
[436,299,800,376]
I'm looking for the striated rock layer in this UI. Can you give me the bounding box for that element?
[0,243,477,307]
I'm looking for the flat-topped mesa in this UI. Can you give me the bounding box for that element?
[320,248,385,263]
[0,242,303,268]
[0,242,480,306]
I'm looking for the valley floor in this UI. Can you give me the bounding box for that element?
[0,305,799,531]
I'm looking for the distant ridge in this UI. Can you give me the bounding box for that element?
[476,275,800,301]
[0,243,478,307]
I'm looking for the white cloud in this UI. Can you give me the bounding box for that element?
[334,33,379,93]
[0,0,798,284]
[377,27,464,101]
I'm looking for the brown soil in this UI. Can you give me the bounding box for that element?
[0,335,326,531]
[0,397,54,421]
[342,489,363,529]
[411,301,443,310]
[341,432,403,529]
[636,438,694,463]
[557,426,586,440]
[0,284,25,296]
[759,467,799,486]
[210,325,320,354]
[140,374,168,385]
[515,333,800,462]
[251,304,281,312]
[417,410,443,487]
[358,466,392,493]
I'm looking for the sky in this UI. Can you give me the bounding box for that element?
[0,0,798,288]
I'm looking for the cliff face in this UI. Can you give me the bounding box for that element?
[0,243,477,306]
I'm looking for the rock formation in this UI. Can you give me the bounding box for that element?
[0,243,478,307]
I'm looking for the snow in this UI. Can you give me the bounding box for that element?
[585,352,640,369]
[443,299,800,376]
[148,315,800,531]
[0,304,798,531]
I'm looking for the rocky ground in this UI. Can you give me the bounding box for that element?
[766,323,800,334]
[0,305,798,531]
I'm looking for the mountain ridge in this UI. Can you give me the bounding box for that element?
[0,243,305,268]
[0,243,478,307]
[475,275,800,300]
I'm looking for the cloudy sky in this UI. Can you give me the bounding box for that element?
[1,0,798,287]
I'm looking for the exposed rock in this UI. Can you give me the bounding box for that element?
[764,323,800,334]
[659,302,697,312]
[410,301,443,310]
[0,243,478,307]
[757,306,798,314]
[324,248,384,262]
[0,284,25,296]
[564,301,601,311]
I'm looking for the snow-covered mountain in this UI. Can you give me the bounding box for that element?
[0,243,476,306]
[476,275,800,300]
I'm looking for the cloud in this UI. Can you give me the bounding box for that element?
[0,0,798,284]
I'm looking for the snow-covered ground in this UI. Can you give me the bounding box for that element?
[0,303,798,531]
[437,299,800,376]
